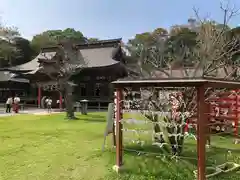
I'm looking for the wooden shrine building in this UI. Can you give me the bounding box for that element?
[3,38,130,109]
[0,71,30,103]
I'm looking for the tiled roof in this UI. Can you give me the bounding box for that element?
[4,38,123,72]
[0,71,29,83]
[78,47,119,68]
[6,52,56,72]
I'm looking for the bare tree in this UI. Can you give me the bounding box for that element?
[39,42,86,119]
[127,2,240,155]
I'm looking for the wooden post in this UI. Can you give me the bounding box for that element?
[112,123,116,147]
[234,90,239,143]
[113,88,123,172]
[38,86,41,108]
[59,92,63,110]
[112,99,116,147]
[197,85,206,180]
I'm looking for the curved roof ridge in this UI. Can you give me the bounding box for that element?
[77,38,122,46]
[7,51,57,72]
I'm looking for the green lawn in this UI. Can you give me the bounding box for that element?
[0,112,240,180]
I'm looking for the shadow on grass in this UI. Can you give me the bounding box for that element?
[205,145,240,167]
[114,142,240,180]
[76,113,107,123]
[213,132,238,139]
[117,144,197,179]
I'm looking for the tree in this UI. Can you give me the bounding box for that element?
[31,28,86,54]
[127,32,157,50]
[13,37,34,65]
[126,28,169,75]
[126,17,237,71]
[31,33,57,55]
[87,38,99,43]
[167,26,198,67]
[0,26,20,66]
[229,26,240,63]
[38,42,86,119]
[128,3,240,155]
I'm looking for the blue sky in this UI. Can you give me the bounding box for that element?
[1,0,240,42]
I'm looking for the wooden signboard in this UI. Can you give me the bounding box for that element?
[102,103,115,151]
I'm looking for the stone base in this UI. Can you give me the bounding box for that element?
[112,165,123,173]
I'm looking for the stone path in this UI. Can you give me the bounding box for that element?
[0,107,104,117]
[0,108,62,117]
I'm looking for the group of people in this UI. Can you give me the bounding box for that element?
[5,95,21,113]
[45,97,64,113]
[6,95,63,114]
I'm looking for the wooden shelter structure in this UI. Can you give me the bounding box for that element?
[3,39,131,109]
[0,71,29,103]
[112,77,240,180]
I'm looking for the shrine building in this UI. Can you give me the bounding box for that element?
[1,38,135,109]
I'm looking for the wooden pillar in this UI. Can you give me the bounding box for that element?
[98,102,101,111]
[38,86,41,108]
[113,88,123,172]
[206,102,211,146]
[59,92,63,110]
[234,90,239,143]
[197,85,206,180]
[112,122,116,147]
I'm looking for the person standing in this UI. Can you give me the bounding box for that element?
[13,95,21,113]
[45,97,52,113]
[57,98,64,109]
[5,96,13,113]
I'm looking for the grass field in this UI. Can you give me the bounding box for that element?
[0,112,240,180]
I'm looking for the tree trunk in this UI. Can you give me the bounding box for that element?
[64,83,77,120]
[146,113,165,143]
[144,113,185,155]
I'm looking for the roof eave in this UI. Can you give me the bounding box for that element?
[75,38,122,49]
[112,77,240,89]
